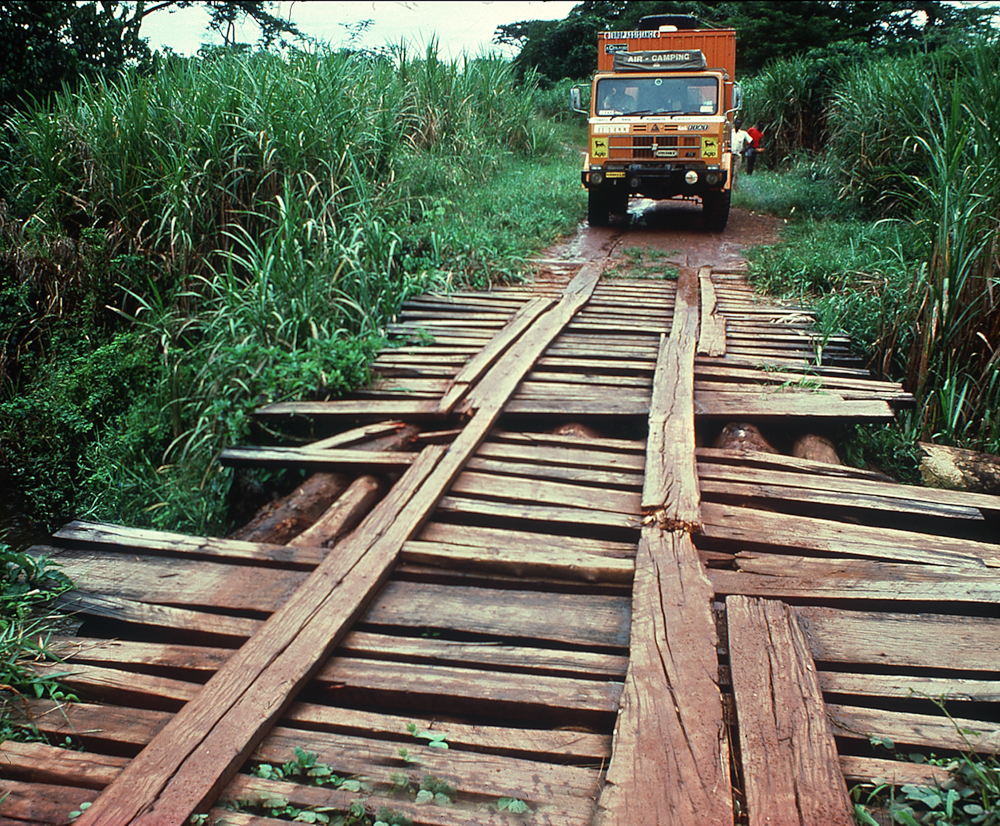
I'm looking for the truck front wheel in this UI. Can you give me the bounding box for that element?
[702,190,731,232]
[588,188,610,227]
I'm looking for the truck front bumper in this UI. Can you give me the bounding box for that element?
[583,166,728,199]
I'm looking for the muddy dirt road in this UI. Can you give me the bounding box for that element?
[550,199,785,271]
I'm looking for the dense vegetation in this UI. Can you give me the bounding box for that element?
[0,45,584,536]
[738,37,1000,456]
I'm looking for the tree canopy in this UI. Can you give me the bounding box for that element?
[494,0,998,82]
[0,1,301,116]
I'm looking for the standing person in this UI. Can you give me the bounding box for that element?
[745,120,764,175]
[731,119,752,184]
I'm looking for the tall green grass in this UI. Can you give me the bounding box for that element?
[746,38,1000,455]
[1,45,583,534]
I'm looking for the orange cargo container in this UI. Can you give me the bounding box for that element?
[574,15,742,230]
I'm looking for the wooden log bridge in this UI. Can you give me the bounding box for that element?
[5,260,1000,826]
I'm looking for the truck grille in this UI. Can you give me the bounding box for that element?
[609,135,700,160]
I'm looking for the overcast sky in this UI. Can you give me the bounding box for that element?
[139,1,579,60]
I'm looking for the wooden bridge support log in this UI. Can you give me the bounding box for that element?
[228,423,419,544]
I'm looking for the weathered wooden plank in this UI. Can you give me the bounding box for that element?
[594,529,731,826]
[503,397,651,416]
[436,295,555,413]
[700,501,1000,567]
[697,267,726,357]
[695,447,896,482]
[54,590,258,638]
[827,704,1000,754]
[818,671,1000,702]
[305,420,409,449]
[34,655,622,720]
[362,580,631,649]
[434,494,638,530]
[642,265,700,528]
[451,470,640,514]
[0,780,99,825]
[52,631,629,685]
[49,548,305,612]
[219,446,416,470]
[839,755,954,787]
[72,444,449,826]
[699,478,986,521]
[698,461,993,517]
[466,455,643,489]
[255,398,444,421]
[709,555,1000,603]
[417,520,636,558]
[695,393,896,419]
[795,606,1000,672]
[401,538,634,583]
[52,522,320,568]
[727,596,854,826]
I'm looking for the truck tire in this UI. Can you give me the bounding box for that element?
[703,190,731,232]
[588,188,610,227]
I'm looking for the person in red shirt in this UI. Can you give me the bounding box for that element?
[746,121,764,175]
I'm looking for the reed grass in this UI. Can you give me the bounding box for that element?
[746,38,1000,455]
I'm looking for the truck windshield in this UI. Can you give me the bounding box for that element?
[596,76,719,116]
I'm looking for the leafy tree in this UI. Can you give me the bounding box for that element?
[0,1,302,117]
[495,0,997,81]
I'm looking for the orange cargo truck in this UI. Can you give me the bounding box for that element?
[571,15,742,230]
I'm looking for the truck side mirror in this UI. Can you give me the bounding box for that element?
[733,82,743,111]
[570,86,586,114]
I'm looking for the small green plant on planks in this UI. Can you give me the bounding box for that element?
[1,544,77,743]
[852,730,1000,826]
[224,724,532,824]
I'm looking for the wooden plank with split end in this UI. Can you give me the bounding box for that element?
[727,596,854,826]
[697,267,726,357]
[594,528,731,826]
[642,266,700,530]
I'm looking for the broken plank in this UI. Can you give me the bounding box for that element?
[727,596,854,826]
[595,528,731,826]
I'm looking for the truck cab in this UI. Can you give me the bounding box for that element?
[575,16,740,230]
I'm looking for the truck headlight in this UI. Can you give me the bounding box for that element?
[684,170,699,185]
[591,170,604,185]
[706,172,720,185]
